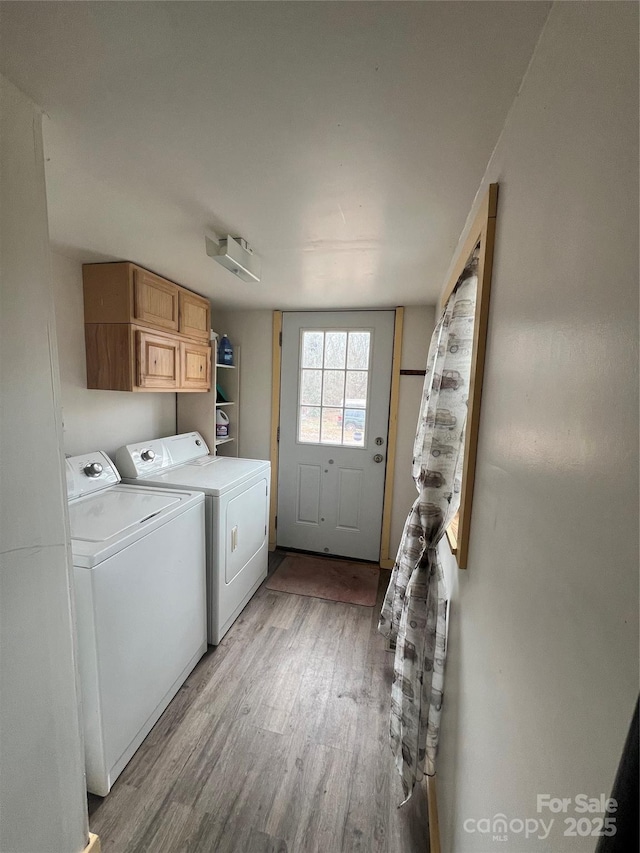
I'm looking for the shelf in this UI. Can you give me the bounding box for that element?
[177,344,239,458]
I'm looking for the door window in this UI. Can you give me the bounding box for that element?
[297,329,371,446]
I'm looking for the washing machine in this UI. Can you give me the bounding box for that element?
[66,450,207,796]
[115,433,270,645]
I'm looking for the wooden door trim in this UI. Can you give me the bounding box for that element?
[379,306,404,569]
[268,311,283,551]
[83,833,101,853]
[439,182,498,569]
[427,776,441,853]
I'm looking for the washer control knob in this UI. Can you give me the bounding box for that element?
[84,462,103,478]
[141,449,155,462]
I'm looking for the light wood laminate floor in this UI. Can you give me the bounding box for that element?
[89,553,429,852]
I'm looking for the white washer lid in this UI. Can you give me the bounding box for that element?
[69,484,203,568]
[129,456,270,496]
[69,487,181,542]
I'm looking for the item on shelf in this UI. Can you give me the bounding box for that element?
[216,410,230,437]
[216,383,229,403]
[218,334,234,366]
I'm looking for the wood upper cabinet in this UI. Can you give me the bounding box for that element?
[83,262,210,338]
[133,268,179,332]
[137,330,180,389]
[179,290,210,341]
[85,323,132,391]
[83,262,211,392]
[180,340,211,390]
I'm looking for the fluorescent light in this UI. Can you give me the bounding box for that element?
[205,234,261,283]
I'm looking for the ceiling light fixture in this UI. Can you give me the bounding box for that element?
[205,234,261,283]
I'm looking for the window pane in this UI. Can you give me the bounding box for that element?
[324,332,347,369]
[322,370,345,407]
[345,371,368,407]
[347,331,370,369]
[296,327,371,447]
[300,369,322,405]
[343,408,366,446]
[298,406,320,443]
[302,331,324,368]
[320,407,343,444]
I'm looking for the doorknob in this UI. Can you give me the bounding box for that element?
[373,454,384,463]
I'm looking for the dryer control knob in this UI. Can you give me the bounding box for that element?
[84,462,103,478]
[141,450,156,462]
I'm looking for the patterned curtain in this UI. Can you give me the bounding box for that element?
[378,254,478,803]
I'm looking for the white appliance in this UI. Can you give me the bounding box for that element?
[66,451,207,796]
[116,433,270,645]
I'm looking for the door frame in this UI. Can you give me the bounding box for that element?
[268,308,404,568]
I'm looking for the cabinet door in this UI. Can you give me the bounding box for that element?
[133,268,179,331]
[179,290,210,341]
[180,341,211,391]
[137,331,179,389]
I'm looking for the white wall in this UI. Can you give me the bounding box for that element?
[0,76,88,853]
[52,251,177,459]
[437,4,639,851]
[216,307,436,557]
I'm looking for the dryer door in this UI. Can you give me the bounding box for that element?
[225,477,269,583]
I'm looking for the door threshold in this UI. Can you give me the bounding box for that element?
[278,546,379,565]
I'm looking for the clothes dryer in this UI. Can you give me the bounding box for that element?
[116,433,270,645]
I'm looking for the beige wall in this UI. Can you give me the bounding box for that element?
[437,4,639,851]
[213,309,273,461]
[0,75,88,853]
[52,252,177,459]
[215,307,435,557]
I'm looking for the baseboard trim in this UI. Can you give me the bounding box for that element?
[84,833,101,853]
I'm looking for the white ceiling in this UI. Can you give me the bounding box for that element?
[0,1,549,309]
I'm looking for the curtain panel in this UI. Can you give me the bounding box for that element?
[379,255,478,803]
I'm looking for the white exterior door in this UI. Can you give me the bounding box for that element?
[277,311,395,561]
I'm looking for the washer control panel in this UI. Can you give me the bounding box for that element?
[66,451,120,501]
[115,432,209,478]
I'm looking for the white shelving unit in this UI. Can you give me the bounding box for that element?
[177,340,240,457]
[214,355,239,457]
